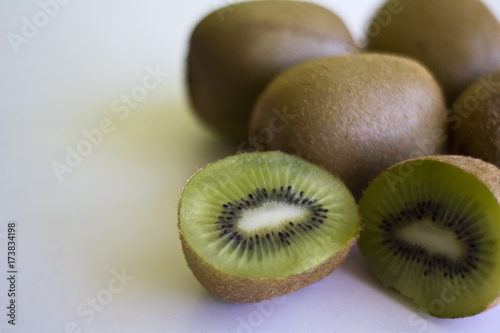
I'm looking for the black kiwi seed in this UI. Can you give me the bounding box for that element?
[214,186,325,251]
[378,200,482,279]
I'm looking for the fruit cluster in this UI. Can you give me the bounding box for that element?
[178,0,500,319]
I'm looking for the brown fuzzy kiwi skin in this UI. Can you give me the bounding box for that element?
[249,53,447,201]
[450,71,500,168]
[179,230,357,303]
[391,155,500,315]
[366,0,500,104]
[187,0,358,141]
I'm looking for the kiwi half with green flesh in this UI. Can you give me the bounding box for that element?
[249,53,447,201]
[178,152,359,303]
[187,0,358,141]
[366,0,500,104]
[450,71,500,168]
[358,155,500,318]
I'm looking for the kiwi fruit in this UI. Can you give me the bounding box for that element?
[178,151,359,302]
[249,53,447,200]
[366,0,500,104]
[187,0,358,141]
[358,155,500,318]
[450,71,500,168]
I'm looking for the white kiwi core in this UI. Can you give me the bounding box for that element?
[238,203,309,233]
[397,220,464,258]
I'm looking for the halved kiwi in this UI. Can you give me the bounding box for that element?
[358,155,500,318]
[178,152,359,302]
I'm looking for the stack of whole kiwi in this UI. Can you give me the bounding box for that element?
[179,0,500,319]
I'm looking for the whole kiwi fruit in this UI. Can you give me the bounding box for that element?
[450,70,500,168]
[187,0,358,141]
[358,155,500,318]
[366,0,500,104]
[249,53,447,200]
[178,152,359,302]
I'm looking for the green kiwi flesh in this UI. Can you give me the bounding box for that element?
[187,0,358,141]
[249,53,447,200]
[450,71,500,168]
[358,155,500,318]
[366,0,500,104]
[178,152,359,302]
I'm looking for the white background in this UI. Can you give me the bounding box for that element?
[1,0,500,332]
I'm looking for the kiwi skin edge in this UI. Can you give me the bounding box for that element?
[423,155,500,206]
[179,232,356,303]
